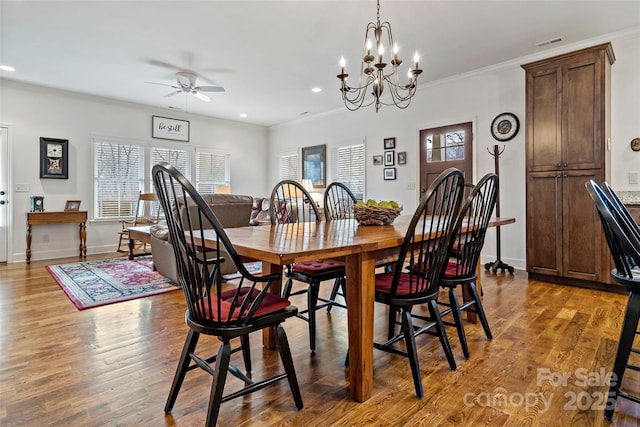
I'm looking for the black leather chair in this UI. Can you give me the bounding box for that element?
[270,179,346,352]
[586,180,640,421]
[153,163,303,426]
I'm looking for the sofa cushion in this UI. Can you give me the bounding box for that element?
[176,194,253,230]
[150,223,170,241]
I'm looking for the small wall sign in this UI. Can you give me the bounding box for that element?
[152,116,190,142]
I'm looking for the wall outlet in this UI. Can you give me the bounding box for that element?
[407,182,416,190]
[15,183,30,193]
[629,171,639,185]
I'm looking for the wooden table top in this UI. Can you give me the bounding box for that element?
[200,216,516,265]
[26,210,87,224]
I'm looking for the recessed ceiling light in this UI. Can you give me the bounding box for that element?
[311,87,322,93]
[0,65,15,72]
[239,113,247,118]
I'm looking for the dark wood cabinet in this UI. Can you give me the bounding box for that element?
[522,43,615,285]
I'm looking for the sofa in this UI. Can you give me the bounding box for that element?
[150,194,256,283]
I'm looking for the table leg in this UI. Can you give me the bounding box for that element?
[79,222,87,258]
[128,238,135,260]
[344,252,375,402]
[26,224,32,264]
[262,261,282,349]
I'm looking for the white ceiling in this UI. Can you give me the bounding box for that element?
[2,1,639,127]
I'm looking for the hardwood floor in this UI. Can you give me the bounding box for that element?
[1,254,639,426]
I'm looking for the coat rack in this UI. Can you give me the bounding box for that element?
[484,144,514,274]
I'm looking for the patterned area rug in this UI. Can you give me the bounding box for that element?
[46,256,179,310]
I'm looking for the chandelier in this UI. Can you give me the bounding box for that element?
[337,0,422,112]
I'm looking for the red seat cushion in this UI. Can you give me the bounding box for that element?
[200,287,290,321]
[443,260,473,278]
[292,260,344,276]
[375,272,428,295]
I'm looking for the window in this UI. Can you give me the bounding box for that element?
[335,143,365,201]
[93,138,231,221]
[196,151,230,193]
[93,138,144,220]
[151,146,191,179]
[279,152,299,181]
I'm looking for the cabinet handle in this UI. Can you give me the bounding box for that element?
[556,163,562,168]
[563,163,568,168]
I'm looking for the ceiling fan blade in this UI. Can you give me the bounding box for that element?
[192,91,210,102]
[196,85,225,93]
[164,90,183,98]
[145,81,179,88]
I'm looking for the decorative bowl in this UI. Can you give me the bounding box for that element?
[353,204,403,225]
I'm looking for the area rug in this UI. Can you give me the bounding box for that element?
[46,256,179,310]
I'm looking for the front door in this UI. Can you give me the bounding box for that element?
[419,122,473,198]
[0,127,8,262]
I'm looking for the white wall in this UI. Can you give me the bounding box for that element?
[269,31,640,271]
[1,80,269,262]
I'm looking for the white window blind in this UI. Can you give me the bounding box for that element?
[336,144,365,201]
[151,146,192,179]
[279,153,299,181]
[196,151,230,193]
[94,139,144,220]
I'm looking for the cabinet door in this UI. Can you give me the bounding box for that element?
[526,172,562,276]
[562,169,603,282]
[526,67,562,172]
[562,54,604,170]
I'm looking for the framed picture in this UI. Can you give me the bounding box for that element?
[397,151,407,165]
[40,137,69,179]
[152,115,190,142]
[384,167,396,180]
[302,144,326,188]
[384,137,396,149]
[384,150,395,166]
[373,155,383,165]
[64,200,81,211]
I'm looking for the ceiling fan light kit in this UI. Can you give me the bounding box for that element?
[147,71,225,103]
[337,0,422,112]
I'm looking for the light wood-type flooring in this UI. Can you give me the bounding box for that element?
[1,254,640,426]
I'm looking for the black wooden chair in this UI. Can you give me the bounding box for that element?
[373,167,465,398]
[270,179,346,352]
[322,181,358,311]
[436,173,498,358]
[153,163,303,426]
[601,181,640,241]
[324,181,358,220]
[586,180,640,421]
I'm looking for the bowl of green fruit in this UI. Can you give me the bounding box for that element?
[352,199,403,225]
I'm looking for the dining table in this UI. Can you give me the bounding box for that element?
[197,214,515,402]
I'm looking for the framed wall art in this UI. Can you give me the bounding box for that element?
[397,151,407,165]
[302,144,326,188]
[384,167,396,180]
[384,137,396,149]
[64,200,81,211]
[373,155,383,165]
[40,137,69,179]
[384,150,395,166]
[152,115,190,142]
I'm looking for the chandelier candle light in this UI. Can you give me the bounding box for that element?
[337,0,422,112]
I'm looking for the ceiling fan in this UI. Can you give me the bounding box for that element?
[146,71,225,102]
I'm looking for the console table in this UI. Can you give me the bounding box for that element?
[26,211,87,264]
